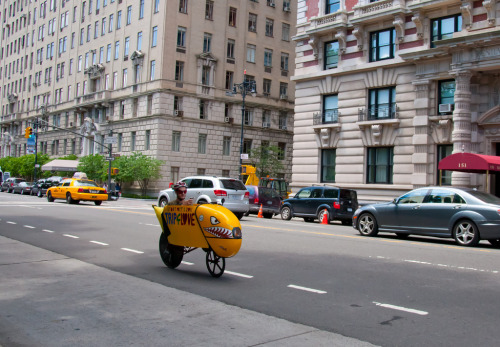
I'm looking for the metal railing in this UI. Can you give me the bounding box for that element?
[313,109,339,125]
[358,105,397,121]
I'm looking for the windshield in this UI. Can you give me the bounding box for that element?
[74,180,99,187]
[220,179,246,190]
[467,190,500,205]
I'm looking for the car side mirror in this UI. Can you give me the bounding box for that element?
[392,198,398,204]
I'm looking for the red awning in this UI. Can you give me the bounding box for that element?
[438,152,500,173]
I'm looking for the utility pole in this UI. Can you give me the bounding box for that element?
[107,130,113,200]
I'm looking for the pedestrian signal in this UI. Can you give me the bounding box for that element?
[111,168,119,175]
[25,127,33,138]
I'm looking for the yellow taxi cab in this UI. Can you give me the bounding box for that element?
[46,177,108,205]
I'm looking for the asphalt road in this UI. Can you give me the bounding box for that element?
[1,192,500,346]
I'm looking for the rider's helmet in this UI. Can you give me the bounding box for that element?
[172,181,187,191]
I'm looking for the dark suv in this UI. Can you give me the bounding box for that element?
[31,178,53,197]
[246,185,282,218]
[280,186,358,225]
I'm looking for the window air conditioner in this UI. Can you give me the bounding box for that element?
[439,104,452,113]
[281,125,287,130]
[250,25,256,31]
[284,4,291,12]
[280,94,288,100]
[224,116,230,123]
[270,0,275,7]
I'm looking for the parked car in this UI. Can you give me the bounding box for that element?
[31,178,53,197]
[245,185,282,218]
[353,186,500,247]
[1,178,26,193]
[46,178,108,205]
[280,186,358,225]
[13,181,33,195]
[157,176,249,219]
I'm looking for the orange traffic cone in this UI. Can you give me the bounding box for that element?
[257,204,264,218]
[321,211,329,225]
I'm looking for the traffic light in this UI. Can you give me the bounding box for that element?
[25,127,33,138]
[111,168,119,175]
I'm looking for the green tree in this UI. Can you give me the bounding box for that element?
[248,144,285,178]
[116,152,163,196]
[76,154,107,181]
[17,154,51,181]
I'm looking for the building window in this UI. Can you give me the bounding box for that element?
[205,0,214,20]
[114,40,120,59]
[321,149,336,182]
[171,166,179,183]
[278,142,286,160]
[152,26,158,47]
[172,131,181,151]
[368,87,396,120]
[198,134,207,154]
[367,147,394,184]
[139,0,144,19]
[227,39,235,58]
[229,7,237,27]
[370,28,396,62]
[281,52,289,71]
[202,66,210,85]
[323,94,338,123]
[124,37,130,57]
[263,79,271,95]
[179,0,187,13]
[279,112,287,129]
[131,131,136,151]
[280,82,288,98]
[431,14,462,48]
[106,43,111,61]
[117,133,122,151]
[437,144,453,185]
[225,71,234,90]
[324,41,339,69]
[326,0,340,14]
[109,14,114,32]
[203,33,212,52]
[126,6,132,25]
[177,27,186,47]
[282,23,290,41]
[244,109,253,125]
[223,136,231,156]
[154,0,160,13]
[265,18,274,37]
[248,13,257,32]
[150,60,156,80]
[175,61,184,81]
[264,49,273,67]
[117,10,122,29]
[122,68,128,87]
[247,44,256,63]
[199,100,208,119]
[145,129,150,150]
[243,139,252,155]
[137,32,143,50]
[438,79,455,114]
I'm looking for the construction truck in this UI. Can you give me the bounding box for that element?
[241,165,291,199]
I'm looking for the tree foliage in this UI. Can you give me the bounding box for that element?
[76,154,107,181]
[248,144,285,178]
[113,152,163,196]
[0,154,51,180]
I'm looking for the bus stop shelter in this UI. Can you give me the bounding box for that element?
[438,152,500,191]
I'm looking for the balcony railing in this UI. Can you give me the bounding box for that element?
[358,105,397,121]
[313,110,339,125]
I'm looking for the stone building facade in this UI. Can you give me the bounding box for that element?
[0,0,295,194]
[293,0,500,199]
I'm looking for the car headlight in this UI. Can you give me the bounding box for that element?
[232,227,242,239]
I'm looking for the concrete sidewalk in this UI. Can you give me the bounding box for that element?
[0,235,377,347]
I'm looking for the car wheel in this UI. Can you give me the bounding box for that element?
[488,239,500,248]
[357,213,379,236]
[159,233,183,269]
[206,249,225,278]
[95,201,102,206]
[453,219,479,247]
[281,206,292,220]
[66,193,75,204]
[395,233,409,239]
[317,209,330,224]
[263,212,273,219]
[159,197,168,207]
[244,211,250,216]
[234,212,244,220]
[47,191,54,202]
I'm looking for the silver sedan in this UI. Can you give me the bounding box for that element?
[353,187,500,247]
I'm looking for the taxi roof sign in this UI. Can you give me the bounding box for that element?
[73,172,88,179]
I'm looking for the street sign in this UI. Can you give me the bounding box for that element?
[104,137,117,144]
[105,157,114,161]
[27,137,36,146]
[241,154,249,160]
[112,153,121,158]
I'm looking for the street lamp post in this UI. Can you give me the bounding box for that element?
[227,71,256,180]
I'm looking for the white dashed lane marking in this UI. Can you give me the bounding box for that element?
[373,256,499,274]
[373,301,428,316]
[181,261,194,265]
[225,271,253,278]
[121,248,144,254]
[90,241,109,246]
[288,284,327,294]
[63,234,79,239]
[42,229,55,233]
[23,225,35,229]
[6,221,16,224]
